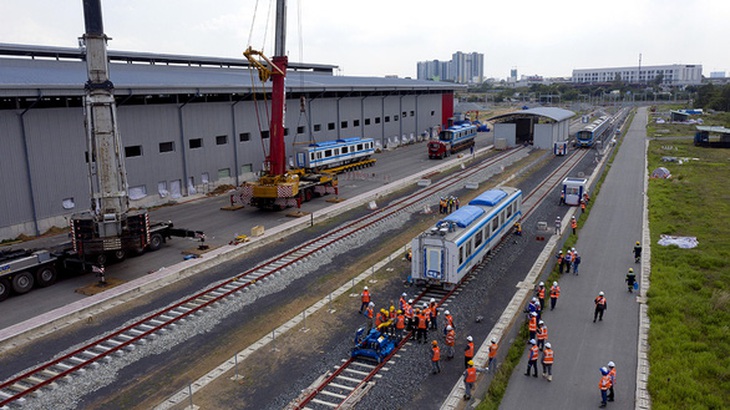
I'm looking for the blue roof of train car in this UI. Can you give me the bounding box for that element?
[442,206,485,228]
[469,189,507,207]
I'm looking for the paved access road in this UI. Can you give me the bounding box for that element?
[500,108,647,409]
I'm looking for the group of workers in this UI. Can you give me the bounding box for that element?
[554,214,580,236]
[438,196,460,214]
[555,247,581,275]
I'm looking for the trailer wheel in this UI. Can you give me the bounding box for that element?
[95,253,108,266]
[0,278,10,301]
[12,271,34,294]
[304,189,313,202]
[148,233,164,252]
[35,265,57,287]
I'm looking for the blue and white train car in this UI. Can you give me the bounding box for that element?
[575,116,610,148]
[293,137,375,171]
[411,187,522,289]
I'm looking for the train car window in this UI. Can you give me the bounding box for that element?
[357,144,363,151]
[459,247,464,265]
[342,146,349,154]
[325,149,333,157]
[466,241,472,258]
[334,148,340,156]
[297,126,305,134]
[507,203,513,218]
[475,231,483,248]
[492,218,499,232]
[317,152,322,159]
[375,117,381,124]
[310,153,315,161]
[341,121,348,129]
[365,118,371,125]
[394,115,399,121]
[314,124,322,131]
[385,116,391,123]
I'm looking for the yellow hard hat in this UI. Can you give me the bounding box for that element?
[467,360,474,366]
[380,308,387,313]
[636,241,640,246]
[629,268,634,273]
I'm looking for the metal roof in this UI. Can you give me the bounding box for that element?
[488,107,575,123]
[0,43,461,98]
[696,125,730,134]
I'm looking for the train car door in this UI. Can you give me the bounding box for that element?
[296,152,306,168]
[424,246,444,281]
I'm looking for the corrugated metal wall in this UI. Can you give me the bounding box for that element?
[0,92,443,239]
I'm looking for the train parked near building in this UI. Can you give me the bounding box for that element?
[575,116,610,148]
[411,187,522,289]
[293,137,376,171]
[428,122,477,159]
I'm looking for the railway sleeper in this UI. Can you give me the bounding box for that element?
[310,397,338,408]
[319,389,347,400]
[327,382,355,392]
[334,374,362,384]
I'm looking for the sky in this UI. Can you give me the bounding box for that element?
[1,0,728,80]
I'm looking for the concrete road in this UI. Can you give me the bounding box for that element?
[500,108,647,409]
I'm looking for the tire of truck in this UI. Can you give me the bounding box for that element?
[148,233,164,252]
[12,271,34,294]
[35,265,57,287]
[113,249,127,261]
[95,253,108,266]
[0,278,10,301]
[304,189,313,202]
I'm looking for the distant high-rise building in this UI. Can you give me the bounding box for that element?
[417,51,483,83]
[510,68,518,82]
[710,71,726,78]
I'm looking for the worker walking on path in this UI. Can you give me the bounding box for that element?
[464,335,475,369]
[431,340,442,374]
[525,339,539,377]
[594,291,607,322]
[626,268,637,292]
[528,312,538,342]
[570,216,578,235]
[599,367,613,407]
[556,250,564,274]
[572,248,581,275]
[463,360,487,400]
[487,338,499,372]
[607,361,617,402]
[633,241,642,263]
[550,281,561,310]
[554,216,561,234]
[359,286,371,313]
[542,342,554,381]
[536,282,546,313]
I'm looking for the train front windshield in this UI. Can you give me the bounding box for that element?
[439,130,454,141]
[576,131,591,141]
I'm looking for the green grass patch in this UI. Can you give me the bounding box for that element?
[476,323,530,410]
[646,137,730,409]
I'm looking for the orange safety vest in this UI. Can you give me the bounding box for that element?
[528,344,539,361]
[417,313,428,329]
[581,201,586,210]
[395,314,405,330]
[404,304,413,319]
[399,296,407,310]
[465,342,474,358]
[571,219,577,229]
[537,325,548,340]
[599,375,612,390]
[609,367,616,383]
[365,306,373,319]
[465,367,477,383]
[375,312,384,327]
[432,346,440,362]
[361,290,370,303]
[550,285,561,299]
[429,303,438,318]
[538,287,545,299]
[542,348,554,364]
[595,296,607,308]
[529,316,537,332]
[556,254,563,264]
[489,343,498,358]
[445,314,454,329]
[445,329,456,346]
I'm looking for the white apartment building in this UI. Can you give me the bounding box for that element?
[572,64,702,86]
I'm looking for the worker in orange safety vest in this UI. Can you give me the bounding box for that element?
[536,282,546,313]
[536,320,548,350]
[542,342,554,381]
[528,312,538,342]
[394,310,406,340]
[599,367,612,407]
[594,291,607,322]
[607,361,617,402]
[570,215,578,235]
[444,325,456,359]
[464,335,475,369]
[359,286,371,313]
[431,340,441,374]
[524,339,539,377]
[415,309,428,344]
[550,281,561,310]
[487,338,499,372]
[462,360,486,400]
[364,302,374,331]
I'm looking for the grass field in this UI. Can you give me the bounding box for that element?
[646,136,730,409]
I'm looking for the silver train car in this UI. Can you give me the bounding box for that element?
[411,187,522,289]
[293,137,375,171]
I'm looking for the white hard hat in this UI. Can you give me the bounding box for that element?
[557,216,561,219]
[538,320,544,325]
[408,299,413,303]
[402,292,407,297]
[532,297,538,302]
[369,302,374,307]
[539,281,544,286]
[530,339,536,345]
[491,338,497,344]
[430,298,436,303]
[599,291,604,296]
[545,342,551,349]
[364,286,368,290]
[467,335,473,342]
[531,312,537,317]
[444,310,450,315]
[446,325,453,330]
[571,247,576,251]
[423,303,428,308]
[608,361,615,368]
[553,281,558,286]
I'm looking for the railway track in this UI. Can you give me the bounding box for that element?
[0,147,529,408]
[289,147,594,409]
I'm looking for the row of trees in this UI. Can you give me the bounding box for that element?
[692,83,730,112]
